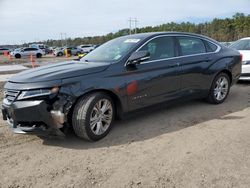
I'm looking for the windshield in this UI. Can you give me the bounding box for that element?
[230,39,250,50]
[81,36,142,62]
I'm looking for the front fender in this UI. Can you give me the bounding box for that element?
[60,76,128,114]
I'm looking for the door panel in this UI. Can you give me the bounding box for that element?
[126,59,180,110]
[178,55,212,93]
[125,36,181,110]
[176,36,213,94]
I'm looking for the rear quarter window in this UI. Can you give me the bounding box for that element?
[204,41,218,52]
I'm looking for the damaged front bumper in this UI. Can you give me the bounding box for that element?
[1,99,67,136]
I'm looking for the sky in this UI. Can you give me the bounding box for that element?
[0,0,249,45]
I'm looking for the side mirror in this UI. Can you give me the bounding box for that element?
[127,51,150,66]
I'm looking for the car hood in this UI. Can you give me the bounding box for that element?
[9,61,110,83]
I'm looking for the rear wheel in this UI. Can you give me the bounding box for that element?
[72,93,115,141]
[207,73,230,104]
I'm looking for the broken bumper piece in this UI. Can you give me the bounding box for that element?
[2,100,66,136]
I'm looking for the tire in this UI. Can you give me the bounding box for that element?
[36,53,42,58]
[72,92,115,141]
[58,52,63,56]
[15,54,21,58]
[207,73,230,104]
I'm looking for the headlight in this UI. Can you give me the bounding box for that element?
[242,61,250,65]
[17,87,59,100]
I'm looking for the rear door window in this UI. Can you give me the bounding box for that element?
[23,48,32,51]
[177,36,206,56]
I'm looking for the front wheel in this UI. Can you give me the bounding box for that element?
[15,54,21,58]
[207,73,230,104]
[72,93,115,141]
[36,53,42,58]
[58,52,63,56]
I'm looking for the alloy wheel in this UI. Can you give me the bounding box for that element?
[90,99,113,135]
[214,76,229,101]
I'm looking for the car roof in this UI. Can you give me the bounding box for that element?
[120,32,220,44]
[23,47,39,49]
[126,31,205,37]
[239,37,250,40]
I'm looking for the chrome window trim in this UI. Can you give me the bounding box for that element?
[124,34,221,66]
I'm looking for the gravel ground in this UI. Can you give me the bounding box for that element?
[0,54,76,66]
[0,82,4,101]
[0,82,250,188]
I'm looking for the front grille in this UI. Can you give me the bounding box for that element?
[4,89,20,103]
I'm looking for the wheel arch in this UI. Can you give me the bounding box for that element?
[68,89,124,122]
[206,68,233,96]
[213,69,232,86]
[36,53,42,58]
[219,69,232,85]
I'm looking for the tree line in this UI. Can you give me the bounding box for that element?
[27,13,250,47]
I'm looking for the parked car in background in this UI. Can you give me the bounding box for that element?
[53,47,65,56]
[78,44,95,53]
[220,41,234,47]
[229,37,250,80]
[0,48,10,55]
[53,47,82,56]
[67,47,82,56]
[30,44,50,54]
[2,32,242,141]
[11,47,45,58]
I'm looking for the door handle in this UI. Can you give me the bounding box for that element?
[205,57,213,62]
[168,63,179,68]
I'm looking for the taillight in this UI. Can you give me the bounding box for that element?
[240,54,243,62]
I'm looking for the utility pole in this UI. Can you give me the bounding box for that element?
[134,18,138,34]
[60,33,63,47]
[128,18,132,35]
[64,33,67,46]
[128,18,139,35]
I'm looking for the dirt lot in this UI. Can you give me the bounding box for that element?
[0,81,250,188]
[0,82,4,101]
